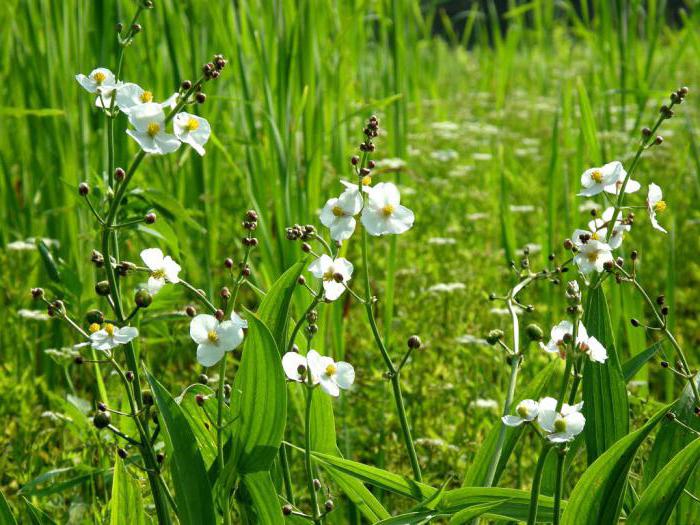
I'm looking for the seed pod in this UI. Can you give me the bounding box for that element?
[93,411,111,429]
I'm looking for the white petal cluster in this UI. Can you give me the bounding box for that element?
[320,185,363,241]
[542,320,607,363]
[503,397,585,443]
[647,183,668,233]
[190,313,247,367]
[578,162,623,197]
[282,350,355,397]
[140,248,181,294]
[361,182,415,236]
[89,323,139,352]
[308,255,353,301]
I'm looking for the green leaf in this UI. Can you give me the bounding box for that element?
[576,78,601,163]
[463,360,560,486]
[257,260,305,349]
[582,285,629,462]
[375,510,442,524]
[560,404,670,525]
[145,369,216,525]
[622,341,663,382]
[448,500,508,524]
[110,455,147,525]
[324,466,390,521]
[0,107,65,117]
[176,384,220,469]
[0,490,17,525]
[230,312,287,473]
[627,437,700,524]
[36,240,61,283]
[643,377,700,524]
[23,498,55,525]
[241,471,284,525]
[441,487,558,522]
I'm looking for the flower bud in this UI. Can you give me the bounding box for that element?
[324,500,334,512]
[74,355,84,365]
[135,289,152,308]
[131,23,142,33]
[660,361,669,368]
[301,242,311,253]
[313,478,321,490]
[630,318,640,327]
[114,167,126,181]
[631,250,638,261]
[220,287,231,299]
[407,335,422,349]
[656,294,665,305]
[93,411,111,429]
[282,505,293,516]
[563,238,574,250]
[95,280,111,296]
[195,92,206,104]
[91,250,105,267]
[144,212,156,224]
[185,305,197,317]
[117,447,128,459]
[661,306,669,316]
[156,452,165,463]
[297,276,306,285]
[181,80,192,90]
[140,388,154,406]
[198,373,209,385]
[85,309,104,325]
[306,310,318,324]
[486,329,504,346]
[116,22,124,33]
[525,323,544,342]
[351,156,359,165]
[332,272,344,283]
[654,136,664,145]
[31,287,44,300]
[242,265,251,277]
[97,402,107,411]
[224,257,234,269]
[215,309,225,321]
[125,371,134,382]
[78,182,89,196]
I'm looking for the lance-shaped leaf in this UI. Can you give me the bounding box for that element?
[110,455,147,525]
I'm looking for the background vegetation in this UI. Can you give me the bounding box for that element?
[0,0,699,522]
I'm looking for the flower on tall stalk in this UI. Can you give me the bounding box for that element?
[603,165,640,195]
[282,351,311,383]
[96,82,158,114]
[542,320,607,363]
[502,399,539,427]
[361,182,414,236]
[307,350,354,396]
[320,186,363,241]
[190,313,247,367]
[126,102,180,155]
[578,161,623,197]
[537,397,585,443]
[89,323,139,352]
[308,255,353,301]
[572,207,630,250]
[173,112,211,156]
[75,67,117,94]
[647,183,668,233]
[140,248,181,294]
[573,239,613,274]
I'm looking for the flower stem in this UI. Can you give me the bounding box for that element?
[527,442,551,525]
[305,386,322,523]
[553,449,566,525]
[217,356,231,525]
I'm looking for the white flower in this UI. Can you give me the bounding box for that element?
[140,248,181,294]
[308,255,353,301]
[190,313,247,367]
[320,186,363,241]
[75,68,116,94]
[282,352,311,383]
[537,397,585,443]
[306,350,354,397]
[126,102,180,155]
[502,399,539,427]
[578,161,623,197]
[361,182,414,236]
[542,320,607,363]
[647,183,668,233]
[572,207,630,250]
[603,164,640,195]
[574,239,613,274]
[173,112,211,156]
[102,82,156,114]
[89,323,139,352]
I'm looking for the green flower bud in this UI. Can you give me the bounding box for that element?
[525,323,544,342]
[486,329,504,346]
[134,289,152,308]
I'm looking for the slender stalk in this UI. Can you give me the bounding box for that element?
[527,442,551,525]
[553,449,566,525]
[217,356,232,525]
[304,386,322,523]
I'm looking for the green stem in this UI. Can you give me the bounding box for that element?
[527,443,551,525]
[217,356,231,525]
[305,387,322,523]
[553,449,566,525]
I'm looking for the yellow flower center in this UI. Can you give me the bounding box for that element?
[332,205,345,217]
[89,323,101,333]
[516,405,529,418]
[554,417,567,433]
[140,90,153,103]
[654,200,667,213]
[325,363,337,376]
[322,269,334,282]
[151,269,166,280]
[207,330,219,343]
[586,250,600,263]
[147,122,161,137]
[362,175,372,186]
[591,170,603,183]
[93,71,106,85]
[185,117,199,132]
[590,231,599,240]
[104,323,115,336]
[381,204,394,217]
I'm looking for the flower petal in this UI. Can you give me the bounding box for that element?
[335,362,355,390]
[197,343,225,367]
[282,352,307,382]
[190,314,217,345]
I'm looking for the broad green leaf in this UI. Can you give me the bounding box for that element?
[643,377,700,524]
[622,341,663,382]
[576,78,601,163]
[561,404,670,525]
[325,466,390,521]
[23,498,55,525]
[19,466,107,497]
[230,312,287,473]
[176,384,220,469]
[582,285,629,462]
[257,260,305,349]
[375,510,442,524]
[110,455,146,525]
[0,490,17,525]
[241,471,284,525]
[463,360,560,486]
[145,369,216,525]
[0,107,64,117]
[441,487,558,522]
[449,500,507,524]
[627,437,700,524]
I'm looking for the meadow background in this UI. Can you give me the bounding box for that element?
[1,0,699,522]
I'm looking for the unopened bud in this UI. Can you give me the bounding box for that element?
[142,389,154,406]
[117,447,128,459]
[95,280,111,296]
[407,335,422,349]
[78,182,89,196]
[486,329,504,346]
[215,309,225,321]
[31,287,44,299]
[563,238,574,250]
[195,394,205,407]
[135,289,152,308]
[185,305,197,317]
[181,79,192,90]
[525,324,544,342]
[195,92,206,104]
[630,318,640,327]
[114,167,126,181]
[313,478,321,490]
[125,371,134,382]
[144,212,156,224]
[93,411,111,429]
[220,287,231,299]
[282,505,293,516]
[324,500,334,512]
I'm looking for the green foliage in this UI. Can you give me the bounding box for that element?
[109,455,146,525]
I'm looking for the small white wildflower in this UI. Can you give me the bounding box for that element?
[190,313,246,367]
[173,112,211,156]
[75,68,116,95]
[374,158,406,171]
[502,399,539,427]
[572,207,630,250]
[428,237,457,246]
[579,161,623,197]
[140,248,181,294]
[306,349,354,397]
[427,282,466,294]
[319,186,363,241]
[472,152,493,161]
[574,239,613,274]
[647,183,668,233]
[430,149,458,162]
[537,397,585,443]
[308,255,353,301]
[126,102,180,155]
[18,309,51,321]
[603,165,640,195]
[542,320,607,363]
[473,398,499,410]
[361,182,414,236]
[90,323,139,352]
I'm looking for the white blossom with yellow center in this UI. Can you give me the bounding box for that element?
[89,323,139,352]
[603,164,641,195]
[190,313,247,367]
[573,239,614,274]
[537,397,586,443]
[99,82,156,114]
[647,183,668,233]
[75,67,116,94]
[541,320,607,363]
[140,248,181,294]
[320,184,363,241]
[502,399,539,427]
[579,161,623,197]
[572,207,630,250]
[308,254,353,301]
[361,182,414,236]
[306,350,355,397]
[126,102,180,155]
[173,112,211,156]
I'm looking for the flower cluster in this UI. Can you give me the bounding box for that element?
[503,397,585,443]
[541,319,607,363]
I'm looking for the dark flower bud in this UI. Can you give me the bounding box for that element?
[332,272,344,283]
[195,92,206,104]
[135,289,152,308]
[198,373,209,385]
[313,478,321,490]
[306,310,318,324]
[563,333,573,343]
[98,402,107,411]
[660,361,669,368]
[195,394,205,407]
[486,329,504,346]
[297,276,306,285]
[156,452,165,463]
[525,323,544,342]
[95,280,111,296]
[351,156,359,165]
[117,447,128,459]
[74,355,84,365]
[31,287,44,299]
[249,238,258,247]
[301,242,311,253]
[220,287,231,299]
[93,411,111,429]
[242,265,251,277]
[368,160,376,169]
[282,505,293,516]
[360,167,371,176]
[616,257,624,268]
[656,294,665,305]
[210,70,220,79]
[603,260,614,272]
[641,127,652,138]
[661,306,669,316]
[78,182,89,196]
[181,80,192,90]
[296,364,306,377]
[116,22,124,33]
[142,389,154,406]
[563,238,574,250]
[630,318,640,327]
[695,407,700,416]
[407,335,422,349]
[114,167,126,181]
[144,212,156,224]
[654,136,664,145]
[631,250,638,260]
[680,86,689,97]
[125,371,134,382]
[131,23,142,33]
[488,292,496,301]
[324,500,334,512]
[224,257,234,269]
[666,411,676,420]
[85,309,104,325]
[91,250,105,267]
[246,210,258,222]
[185,305,197,317]
[306,324,318,335]
[215,309,225,321]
